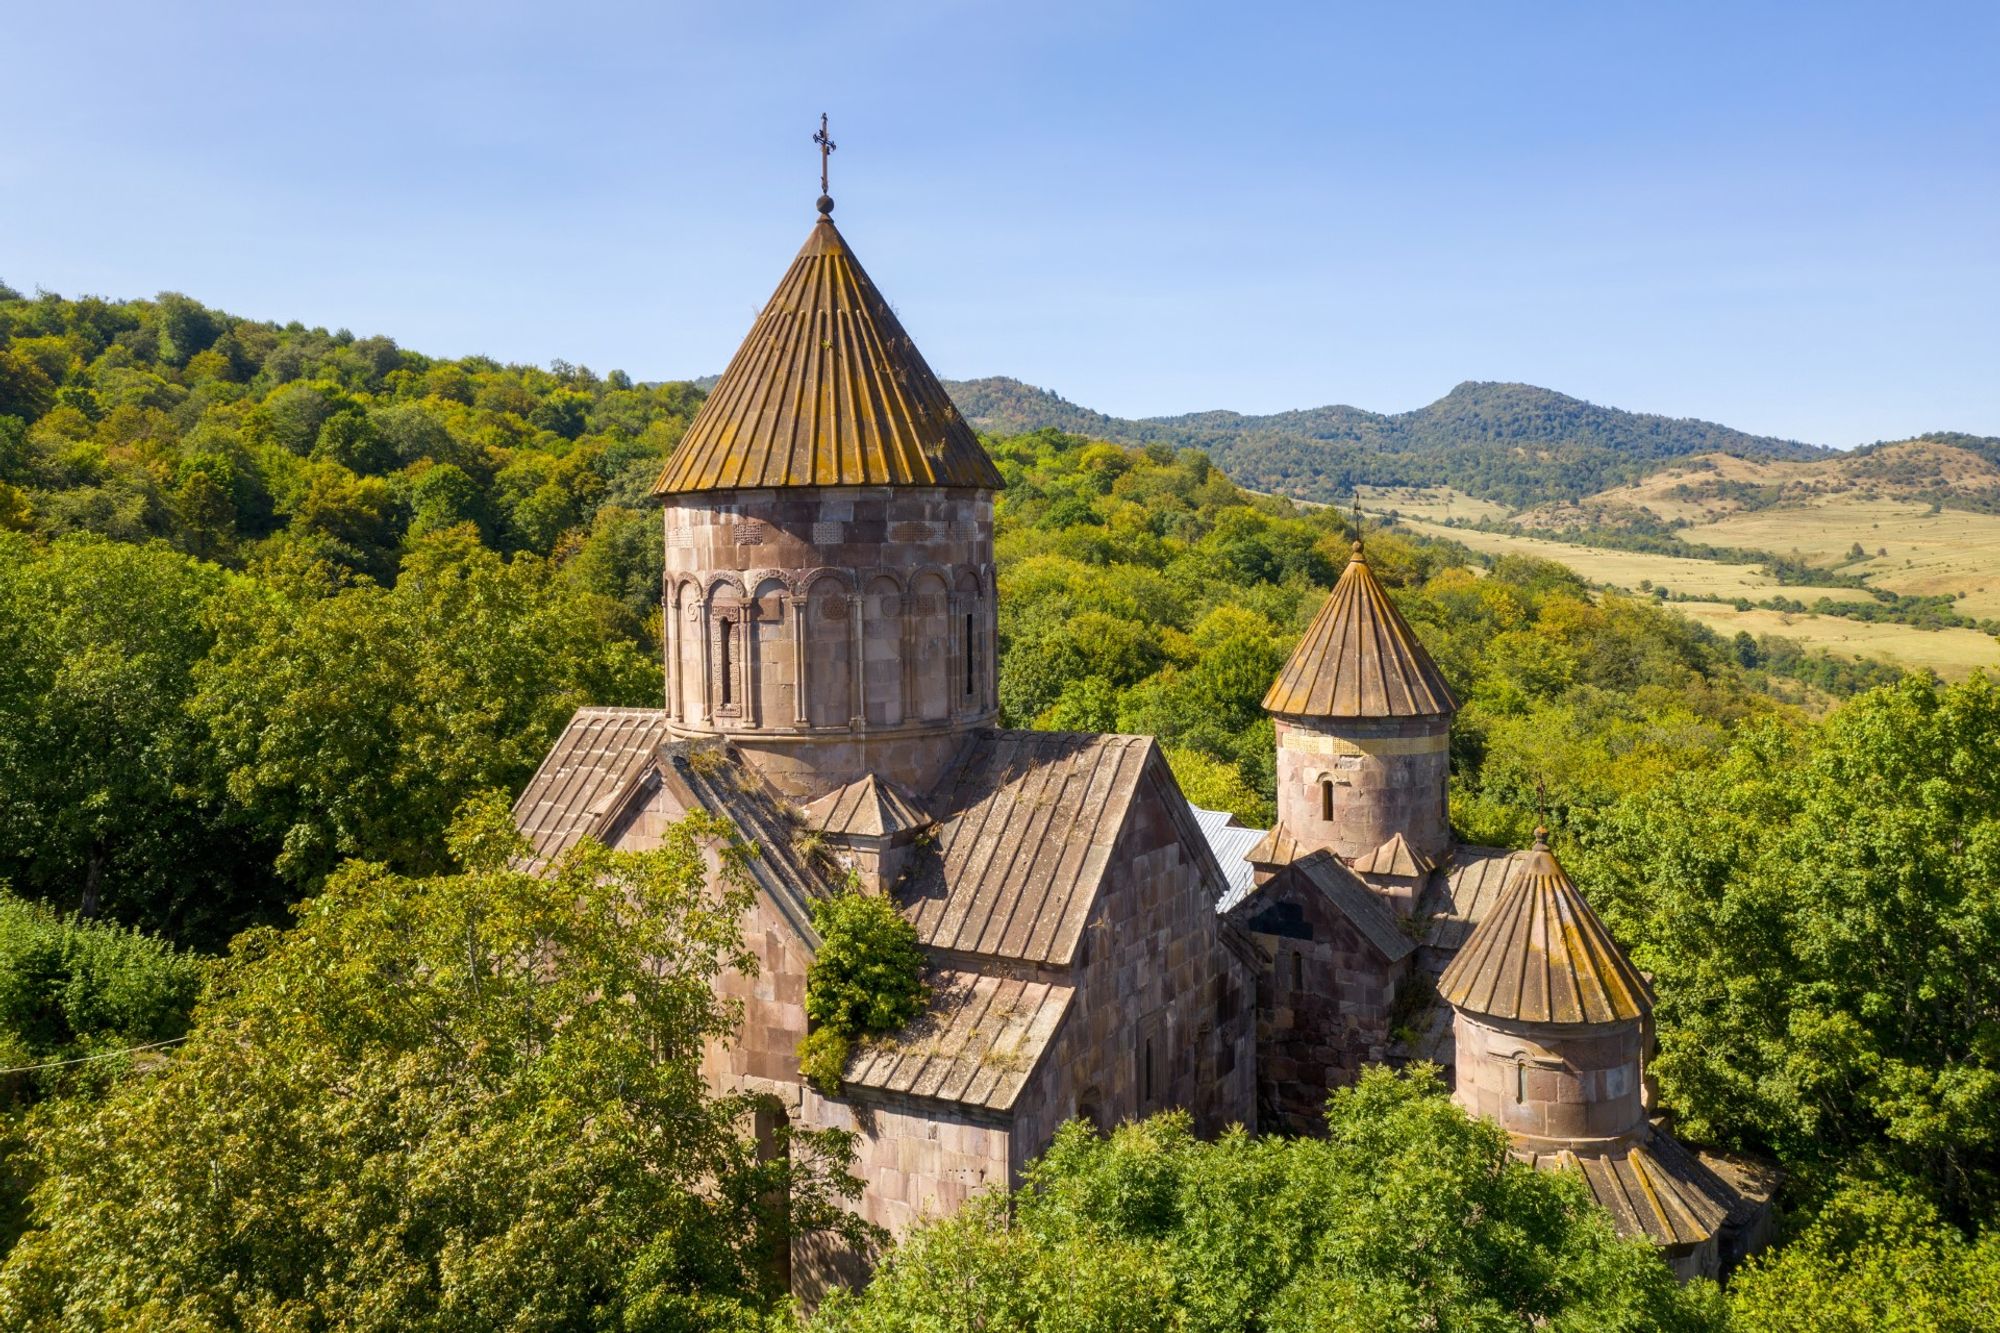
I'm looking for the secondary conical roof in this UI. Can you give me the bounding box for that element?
[1438,832,1650,1025]
[654,214,1004,495]
[1262,542,1457,718]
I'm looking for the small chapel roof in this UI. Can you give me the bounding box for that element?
[802,772,929,840]
[1518,1131,1734,1250]
[1351,831,1435,879]
[1262,542,1457,719]
[1437,832,1651,1025]
[653,212,1004,496]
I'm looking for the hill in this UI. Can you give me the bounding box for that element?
[945,376,1827,508]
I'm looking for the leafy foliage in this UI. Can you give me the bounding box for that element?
[0,891,204,1092]
[1573,673,2000,1222]
[813,1066,1723,1332]
[1728,1183,2000,1332]
[0,798,871,1330]
[801,889,929,1094]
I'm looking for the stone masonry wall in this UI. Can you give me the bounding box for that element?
[663,487,997,799]
[1274,713,1451,861]
[1008,762,1259,1169]
[1453,1010,1646,1145]
[1234,865,1409,1134]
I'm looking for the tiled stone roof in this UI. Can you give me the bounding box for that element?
[1263,544,1457,719]
[1520,1131,1733,1249]
[512,708,677,865]
[1438,836,1650,1025]
[1352,831,1434,879]
[903,731,1159,965]
[803,772,928,839]
[1421,846,1520,950]
[1245,821,1306,870]
[1292,850,1416,963]
[654,217,1004,496]
[843,969,1073,1112]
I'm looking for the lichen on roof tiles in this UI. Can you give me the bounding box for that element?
[901,730,1156,966]
[511,708,676,865]
[1437,837,1651,1025]
[842,968,1072,1112]
[654,217,1005,496]
[1522,1132,1733,1249]
[1263,543,1457,719]
[802,772,928,839]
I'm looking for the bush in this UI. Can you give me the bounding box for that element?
[800,889,927,1094]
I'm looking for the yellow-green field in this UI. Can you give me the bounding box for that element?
[1383,517,1876,604]
[1669,602,2000,679]
[1684,498,2000,620]
[1371,512,2000,680]
[1353,485,1513,525]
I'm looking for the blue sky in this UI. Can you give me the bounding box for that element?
[6,1,1996,446]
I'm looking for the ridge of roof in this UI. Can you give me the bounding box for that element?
[1292,849,1416,962]
[1437,837,1650,1025]
[1263,544,1457,719]
[654,216,1005,496]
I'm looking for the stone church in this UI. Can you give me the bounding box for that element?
[511,188,1769,1287]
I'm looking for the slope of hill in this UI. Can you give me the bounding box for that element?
[945,377,1827,508]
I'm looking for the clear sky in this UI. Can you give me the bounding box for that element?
[6,1,1996,446]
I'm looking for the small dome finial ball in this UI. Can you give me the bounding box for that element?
[817,194,835,216]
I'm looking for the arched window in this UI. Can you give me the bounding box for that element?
[963,611,976,699]
[1320,778,1334,822]
[718,617,735,707]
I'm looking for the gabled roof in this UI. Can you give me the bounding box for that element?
[512,708,676,866]
[1292,850,1416,962]
[1263,544,1457,719]
[802,772,928,840]
[1420,845,1520,951]
[653,216,1005,496]
[902,731,1158,965]
[1245,822,1307,870]
[842,969,1072,1112]
[1352,831,1434,879]
[1437,834,1650,1025]
[1519,1132,1733,1249]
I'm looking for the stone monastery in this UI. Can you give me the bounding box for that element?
[512,185,1770,1288]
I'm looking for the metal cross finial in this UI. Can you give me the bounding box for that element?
[813,113,837,200]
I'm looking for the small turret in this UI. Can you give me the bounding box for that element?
[1259,541,1457,865]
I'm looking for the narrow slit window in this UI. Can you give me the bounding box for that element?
[964,612,976,697]
[719,618,735,706]
[1514,1062,1526,1103]
[1142,1038,1154,1104]
[1292,950,1304,991]
[1321,779,1334,822]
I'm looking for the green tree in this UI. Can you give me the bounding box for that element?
[0,799,872,1330]
[1573,672,2000,1220]
[192,529,659,888]
[800,887,928,1093]
[814,1067,1721,1333]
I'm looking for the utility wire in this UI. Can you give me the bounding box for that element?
[0,1036,189,1075]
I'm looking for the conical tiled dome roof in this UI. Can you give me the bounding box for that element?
[1438,833,1651,1025]
[654,216,1004,495]
[1262,543,1457,718]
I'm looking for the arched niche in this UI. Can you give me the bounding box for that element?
[862,574,904,726]
[751,576,790,727]
[805,573,854,729]
[909,570,951,722]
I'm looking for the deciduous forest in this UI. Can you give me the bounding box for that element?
[2,288,1996,1329]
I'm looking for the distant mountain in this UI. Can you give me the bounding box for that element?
[943,377,1830,508]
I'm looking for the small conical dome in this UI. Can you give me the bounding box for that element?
[655,216,1004,496]
[1263,543,1457,718]
[1438,834,1650,1025]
